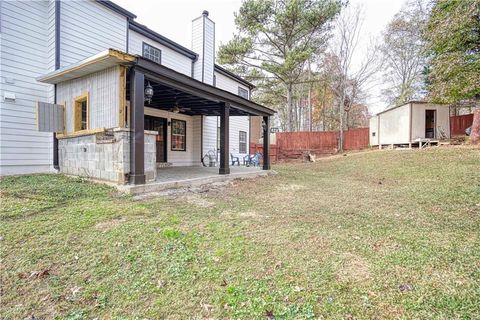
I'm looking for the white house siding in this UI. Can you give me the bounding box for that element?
[192,15,214,85]
[56,66,120,132]
[378,104,411,145]
[410,103,450,140]
[128,30,192,76]
[214,72,249,96]
[213,71,250,159]
[0,0,55,175]
[144,107,202,166]
[60,0,127,67]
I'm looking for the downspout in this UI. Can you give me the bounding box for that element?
[126,17,130,53]
[53,0,61,170]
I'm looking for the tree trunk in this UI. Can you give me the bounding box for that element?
[286,83,293,131]
[339,100,344,152]
[471,108,480,144]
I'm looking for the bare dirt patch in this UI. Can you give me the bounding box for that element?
[337,253,371,283]
[94,217,126,231]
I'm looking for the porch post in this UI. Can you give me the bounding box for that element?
[129,67,146,184]
[262,115,271,170]
[219,102,230,175]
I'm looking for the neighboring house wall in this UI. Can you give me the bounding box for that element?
[369,116,379,146]
[378,104,411,145]
[56,66,121,132]
[410,103,450,140]
[144,107,202,166]
[128,30,192,76]
[0,0,55,175]
[59,0,127,67]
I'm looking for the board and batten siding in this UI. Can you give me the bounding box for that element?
[56,66,121,132]
[128,30,192,76]
[60,0,127,67]
[0,0,55,175]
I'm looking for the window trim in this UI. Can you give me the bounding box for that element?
[142,41,162,64]
[171,118,186,151]
[73,92,89,132]
[238,87,249,100]
[239,130,247,154]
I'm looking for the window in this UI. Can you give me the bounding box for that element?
[143,42,162,64]
[74,93,89,132]
[238,87,249,99]
[171,119,186,151]
[239,131,247,154]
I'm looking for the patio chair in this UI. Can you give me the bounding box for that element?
[245,151,262,167]
[230,153,240,166]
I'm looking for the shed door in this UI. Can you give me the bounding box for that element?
[425,110,436,139]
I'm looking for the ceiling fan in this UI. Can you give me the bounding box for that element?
[169,100,191,114]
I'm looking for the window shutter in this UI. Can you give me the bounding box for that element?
[37,102,65,133]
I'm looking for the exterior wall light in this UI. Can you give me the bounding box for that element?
[144,82,154,104]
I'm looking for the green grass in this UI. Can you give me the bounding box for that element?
[1,147,479,319]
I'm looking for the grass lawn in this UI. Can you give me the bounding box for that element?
[1,147,479,319]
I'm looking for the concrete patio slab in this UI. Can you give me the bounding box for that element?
[117,166,276,194]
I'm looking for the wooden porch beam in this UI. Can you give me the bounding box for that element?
[129,67,146,184]
[219,102,230,175]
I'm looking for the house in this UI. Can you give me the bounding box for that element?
[369,101,450,148]
[0,0,275,184]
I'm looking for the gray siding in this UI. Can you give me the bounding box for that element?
[60,0,127,67]
[0,0,54,175]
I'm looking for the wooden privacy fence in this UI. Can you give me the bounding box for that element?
[275,128,369,161]
[450,114,474,136]
[250,143,278,163]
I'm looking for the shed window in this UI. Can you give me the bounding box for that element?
[238,87,249,99]
[171,119,186,151]
[74,93,89,132]
[143,42,162,64]
[239,131,247,153]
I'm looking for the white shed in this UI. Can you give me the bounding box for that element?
[369,101,450,147]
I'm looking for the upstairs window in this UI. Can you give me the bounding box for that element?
[238,87,249,99]
[143,42,162,64]
[239,131,247,154]
[74,93,89,132]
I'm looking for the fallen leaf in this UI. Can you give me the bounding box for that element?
[399,283,413,292]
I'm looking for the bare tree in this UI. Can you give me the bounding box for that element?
[329,5,381,151]
[381,0,429,105]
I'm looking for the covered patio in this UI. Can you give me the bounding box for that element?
[127,54,276,185]
[37,49,276,188]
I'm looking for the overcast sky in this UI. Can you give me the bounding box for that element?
[115,0,407,113]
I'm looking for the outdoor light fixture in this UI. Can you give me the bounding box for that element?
[261,119,267,132]
[144,81,154,104]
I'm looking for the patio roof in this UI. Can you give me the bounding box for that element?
[37,49,275,117]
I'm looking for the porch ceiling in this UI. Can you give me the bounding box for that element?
[134,57,275,117]
[126,78,250,116]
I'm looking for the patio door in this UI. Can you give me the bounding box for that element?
[144,115,167,163]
